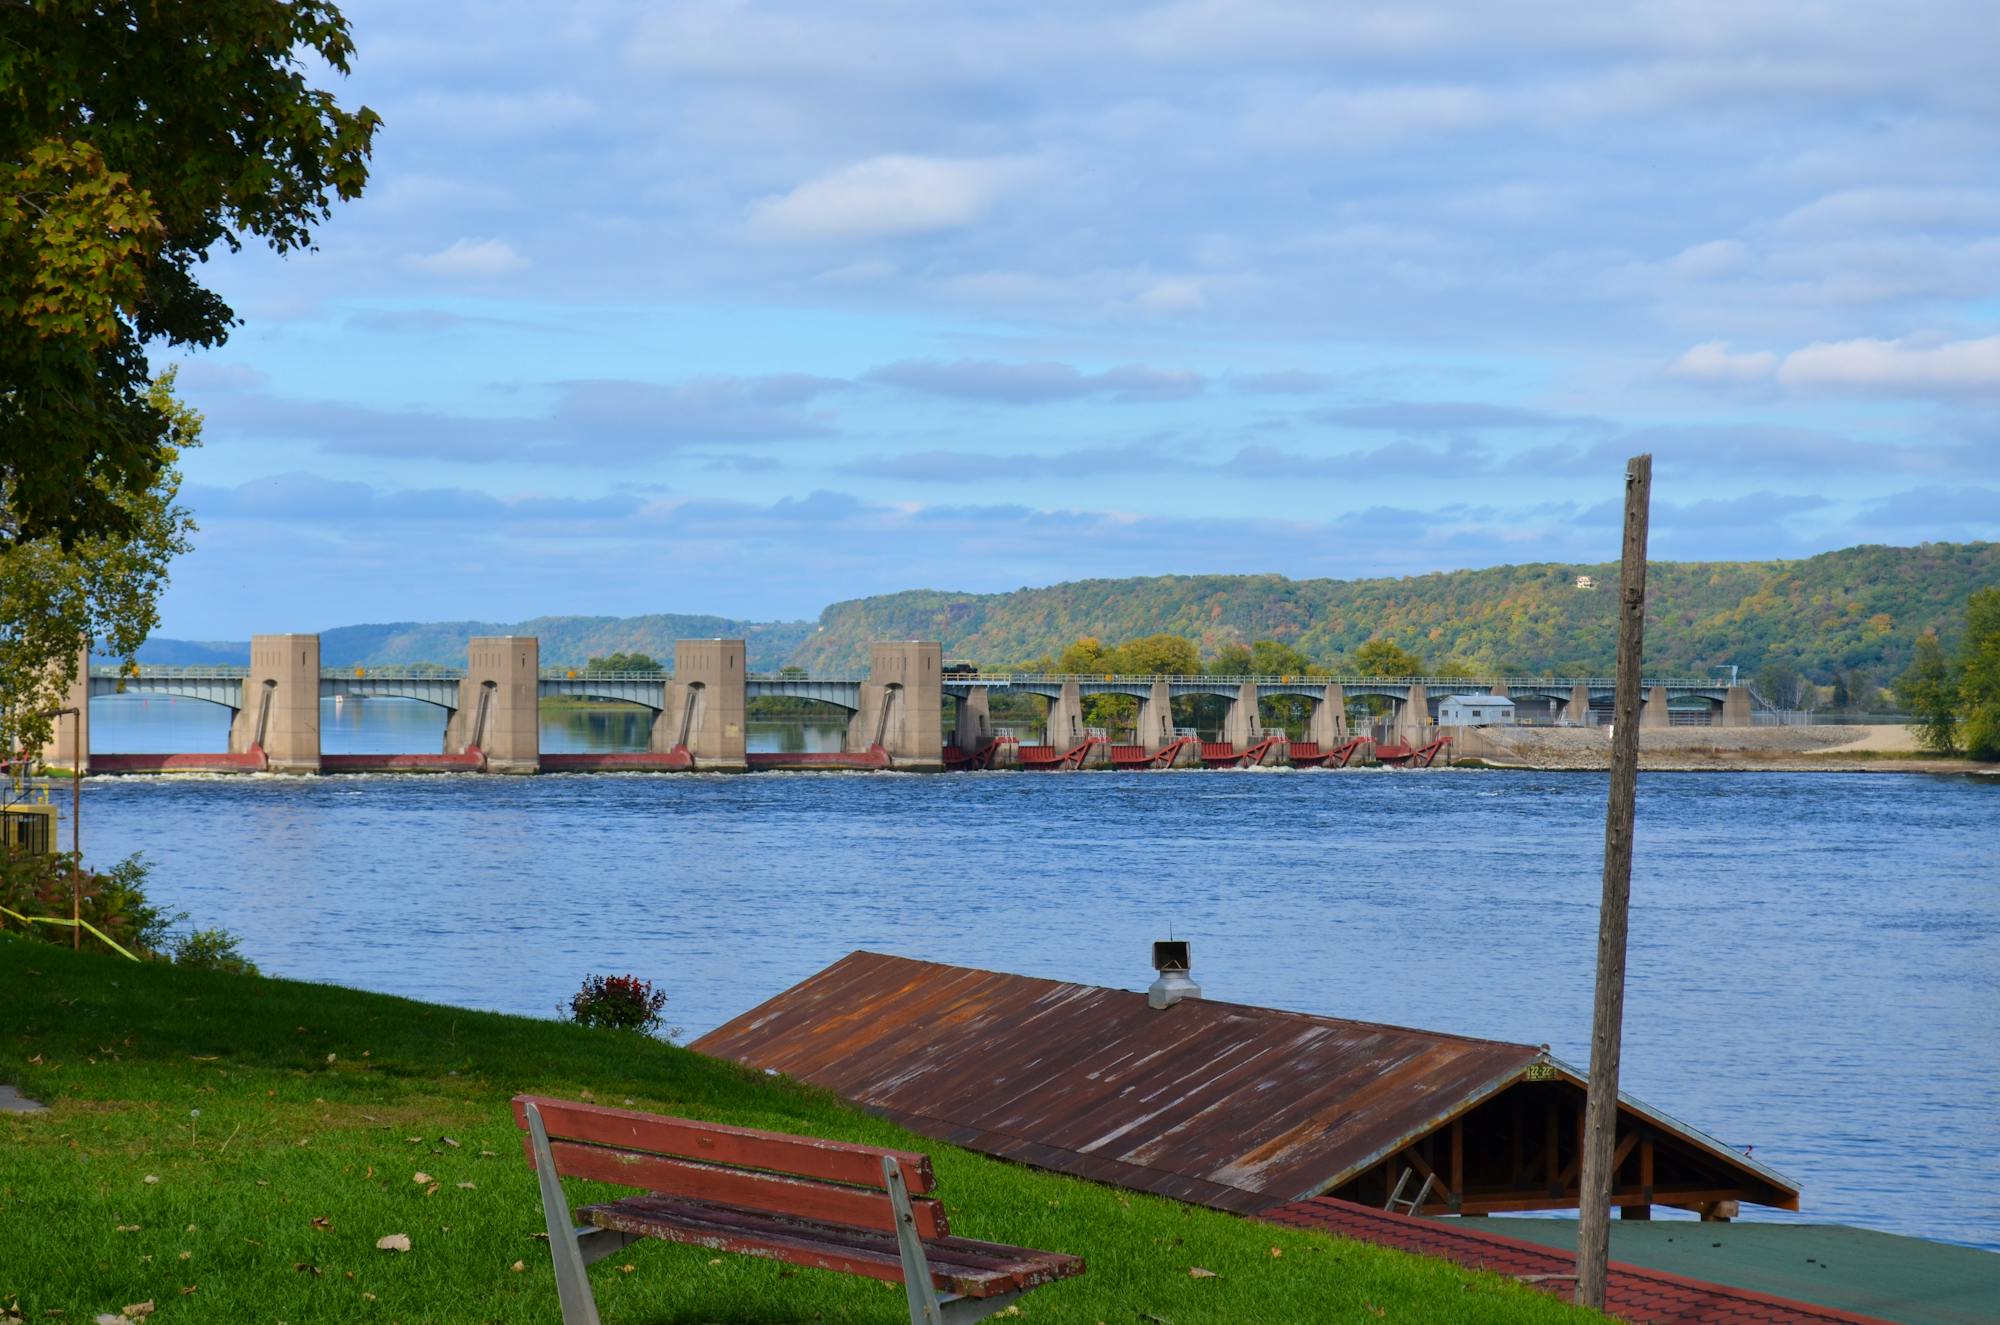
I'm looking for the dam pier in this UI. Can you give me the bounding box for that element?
[42,635,1756,775]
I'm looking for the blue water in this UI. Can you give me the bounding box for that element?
[60,756,2000,1251]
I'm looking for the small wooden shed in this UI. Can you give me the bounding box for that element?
[692,952,1798,1221]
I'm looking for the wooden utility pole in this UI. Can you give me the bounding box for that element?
[1576,454,1651,1310]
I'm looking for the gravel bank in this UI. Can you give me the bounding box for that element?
[1454,723,1988,773]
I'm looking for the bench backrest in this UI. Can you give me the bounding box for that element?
[511,1095,949,1238]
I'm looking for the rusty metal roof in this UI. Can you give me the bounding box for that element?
[692,950,1553,1215]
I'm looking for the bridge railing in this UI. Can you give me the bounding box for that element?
[90,663,1727,689]
[997,673,1719,687]
[89,664,249,678]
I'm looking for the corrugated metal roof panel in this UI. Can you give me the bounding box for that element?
[692,951,1544,1212]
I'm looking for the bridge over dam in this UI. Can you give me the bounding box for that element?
[40,634,1755,776]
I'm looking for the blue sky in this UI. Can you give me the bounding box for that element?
[160,0,2000,637]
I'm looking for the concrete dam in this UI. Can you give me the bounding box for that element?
[41,635,1755,775]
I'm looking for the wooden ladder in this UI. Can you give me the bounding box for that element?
[1385,1168,1435,1217]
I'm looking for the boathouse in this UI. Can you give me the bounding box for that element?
[1439,694,1516,726]
[692,951,1799,1220]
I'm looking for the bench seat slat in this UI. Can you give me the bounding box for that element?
[513,1095,935,1193]
[531,1136,950,1239]
[580,1195,1086,1299]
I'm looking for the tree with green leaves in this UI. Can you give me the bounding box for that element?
[2,0,377,548]
[1206,642,1253,676]
[1104,633,1199,676]
[1955,587,2000,761]
[1248,640,1311,676]
[3,372,198,759]
[1353,638,1425,677]
[1895,631,1958,755]
[1056,637,1107,674]
[585,651,663,674]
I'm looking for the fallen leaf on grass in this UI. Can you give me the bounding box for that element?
[1187,1266,1218,1279]
[707,1258,722,1266]
[1364,1304,1385,1318]
[311,1216,333,1231]
[293,1264,321,1277]
[440,1136,460,1148]
[618,1264,636,1274]
[1270,1247,1283,1258]
[375,1234,411,1253]
[361,1293,376,1302]
[412,1172,433,1185]
[455,1182,475,1190]
[176,1289,193,1299]
[114,1226,140,1234]
[120,1306,152,1320]
[510,1261,525,1273]
[479,1149,497,1158]
[141,1176,158,1185]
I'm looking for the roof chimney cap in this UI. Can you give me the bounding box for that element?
[1148,939,1199,1009]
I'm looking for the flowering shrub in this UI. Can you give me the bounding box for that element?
[566,973,669,1035]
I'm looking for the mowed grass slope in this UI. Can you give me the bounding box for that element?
[0,935,1597,1324]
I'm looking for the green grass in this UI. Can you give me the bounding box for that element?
[0,933,1598,1323]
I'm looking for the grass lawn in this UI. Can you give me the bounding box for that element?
[0,933,1599,1324]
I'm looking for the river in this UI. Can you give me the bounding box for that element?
[53,697,2000,1249]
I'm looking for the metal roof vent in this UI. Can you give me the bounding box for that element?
[1148,939,1201,1010]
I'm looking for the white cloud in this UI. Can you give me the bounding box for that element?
[1779,188,2000,234]
[1670,240,1750,279]
[1669,340,1777,383]
[749,155,1034,242]
[1777,334,2000,391]
[1137,278,1208,312]
[402,237,530,277]
[1671,332,2000,393]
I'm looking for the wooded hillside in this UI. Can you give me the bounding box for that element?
[790,542,1999,680]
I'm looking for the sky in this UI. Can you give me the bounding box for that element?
[158,0,2000,637]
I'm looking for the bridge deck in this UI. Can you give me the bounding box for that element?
[88,666,1735,709]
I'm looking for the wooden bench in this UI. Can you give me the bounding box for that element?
[513,1095,1085,1325]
